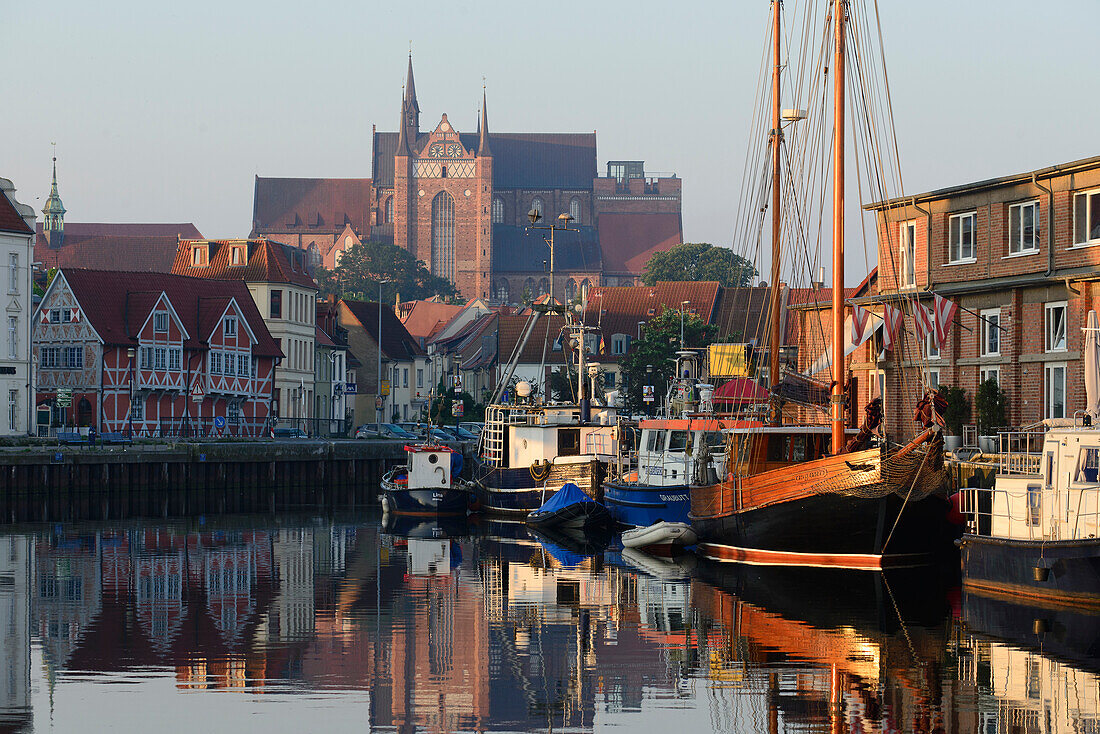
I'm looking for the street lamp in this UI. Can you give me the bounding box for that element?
[526,210,576,310]
[126,347,135,438]
[680,301,690,349]
[376,279,390,420]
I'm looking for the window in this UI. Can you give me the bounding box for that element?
[980,308,1000,356]
[611,334,630,355]
[530,197,544,218]
[140,346,151,369]
[190,245,209,267]
[228,401,242,425]
[239,354,248,376]
[153,312,169,333]
[668,430,689,451]
[392,366,400,385]
[431,192,456,283]
[416,368,424,389]
[131,396,143,421]
[492,197,504,224]
[8,253,17,293]
[537,278,550,297]
[49,309,61,324]
[980,367,1000,386]
[494,279,509,302]
[403,368,409,388]
[1046,302,1067,352]
[926,368,941,390]
[154,347,166,370]
[1046,362,1066,418]
[224,316,237,337]
[948,212,976,263]
[169,348,181,371]
[1027,484,1042,527]
[210,352,222,374]
[230,244,246,265]
[224,352,235,376]
[605,371,616,388]
[1074,189,1100,246]
[7,316,16,359]
[926,334,939,360]
[869,369,886,402]
[1008,200,1040,255]
[7,389,15,431]
[41,346,59,368]
[570,197,581,224]
[63,346,82,369]
[899,220,916,288]
[384,196,394,224]
[1076,447,1100,483]
[270,290,282,319]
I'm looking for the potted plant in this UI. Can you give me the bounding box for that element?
[975,377,1007,454]
[939,385,970,453]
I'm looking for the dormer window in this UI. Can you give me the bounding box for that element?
[191,245,209,267]
[230,244,246,265]
[224,316,237,337]
[153,311,169,333]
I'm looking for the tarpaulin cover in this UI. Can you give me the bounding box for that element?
[713,377,769,403]
[537,539,587,568]
[532,482,591,514]
[451,451,463,476]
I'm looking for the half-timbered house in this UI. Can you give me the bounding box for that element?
[33,269,281,437]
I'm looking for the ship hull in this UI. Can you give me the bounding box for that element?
[960,534,1100,609]
[473,460,605,517]
[379,486,471,517]
[603,480,691,528]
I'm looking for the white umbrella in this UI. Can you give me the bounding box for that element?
[1085,310,1100,420]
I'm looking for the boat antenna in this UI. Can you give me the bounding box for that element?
[830,0,847,454]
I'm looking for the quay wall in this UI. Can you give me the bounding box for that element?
[0,441,469,523]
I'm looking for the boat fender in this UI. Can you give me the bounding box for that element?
[946,492,966,525]
[530,459,552,482]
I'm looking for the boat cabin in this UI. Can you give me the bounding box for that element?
[480,403,621,468]
[407,446,455,490]
[721,425,859,477]
[968,428,1100,542]
[636,419,751,487]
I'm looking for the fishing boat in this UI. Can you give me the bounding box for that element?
[527,481,612,531]
[688,0,953,569]
[380,444,471,516]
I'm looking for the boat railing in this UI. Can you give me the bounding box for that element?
[962,482,1100,541]
[997,431,1045,475]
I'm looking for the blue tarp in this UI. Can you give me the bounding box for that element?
[533,482,591,515]
[450,451,463,477]
[538,540,587,568]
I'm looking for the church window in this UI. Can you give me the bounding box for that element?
[384,197,393,224]
[494,279,510,302]
[530,197,544,218]
[431,192,456,283]
[570,197,581,224]
[537,278,550,297]
[580,278,590,301]
[523,278,536,302]
[492,197,505,224]
[441,165,448,178]
[565,278,577,302]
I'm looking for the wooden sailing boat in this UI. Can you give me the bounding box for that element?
[688,0,953,569]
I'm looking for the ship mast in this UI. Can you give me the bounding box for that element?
[830,0,847,453]
[767,0,783,425]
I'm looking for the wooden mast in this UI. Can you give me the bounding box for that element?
[831,0,847,453]
[767,0,783,424]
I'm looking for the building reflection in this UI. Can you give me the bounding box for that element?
[0,535,31,734]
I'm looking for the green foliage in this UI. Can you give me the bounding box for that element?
[641,243,758,287]
[316,240,458,303]
[938,385,971,436]
[428,388,476,426]
[975,378,1007,435]
[547,366,575,402]
[620,309,716,413]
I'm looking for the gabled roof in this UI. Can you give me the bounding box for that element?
[340,300,424,360]
[34,223,203,273]
[491,225,602,273]
[251,177,373,236]
[172,239,318,290]
[372,131,597,190]
[0,181,33,235]
[497,313,568,365]
[52,269,280,356]
[315,326,336,348]
[398,300,465,342]
[597,212,683,275]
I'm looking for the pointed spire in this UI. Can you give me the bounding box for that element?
[42,150,66,248]
[396,94,410,156]
[478,87,492,157]
[405,53,420,114]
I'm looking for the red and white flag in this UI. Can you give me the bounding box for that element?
[933,294,957,348]
[851,304,873,347]
[882,305,903,350]
[913,303,936,342]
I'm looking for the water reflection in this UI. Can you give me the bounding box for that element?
[0,514,1096,732]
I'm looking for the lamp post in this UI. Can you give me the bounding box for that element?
[376,279,389,420]
[680,300,690,349]
[126,347,135,438]
[526,210,576,311]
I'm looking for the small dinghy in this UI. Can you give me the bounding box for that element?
[527,482,611,530]
[621,521,697,550]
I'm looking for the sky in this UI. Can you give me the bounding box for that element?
[5,0,1099,282]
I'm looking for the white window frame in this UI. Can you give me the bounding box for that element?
[1008,200,1041,255]
[224,316,237,337]
[7,316,16,359]
[169,348,182,371]
[899,220,917,288]
[948,211,976,264]
[1046,362,1067,419]
[925,368,941,390]
[980,308,1001,357]
[1073,188,1100,247]
[131,395,143,421]
[153,312,169,333]
[1045,301,1067,353]
[7,389,16,431]
[224,351,235,376]
[8,253,17,294]
[980,367,1000,386]
[154,347,166,371]
[416,369,424,389]
[925,333,940,361]
[49,309,61,324]
[64,346,83,369]
[210,352,222,375]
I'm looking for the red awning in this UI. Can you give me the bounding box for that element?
[713,378,769,404]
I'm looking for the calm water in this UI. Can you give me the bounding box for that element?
[0,512,1096,733]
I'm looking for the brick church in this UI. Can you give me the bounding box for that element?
[251,56,683,303]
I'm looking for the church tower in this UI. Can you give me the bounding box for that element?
[475,90,493,300]
[403,54,420,144]
[42,156,65,249]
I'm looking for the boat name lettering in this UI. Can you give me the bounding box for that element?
[646,467,663,476]
[659,494,688,502]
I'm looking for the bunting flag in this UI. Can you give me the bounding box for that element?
[933,294,957,348]
[913,303,936,342]
[851,304,873,347]
[882,305,903,350]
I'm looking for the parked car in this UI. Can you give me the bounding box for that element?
[273,427,308,439]
[449,425,478,441]
[379,423,418,440]
[354,424,384,439]
[427,428,457,443]
[458,421,483,436]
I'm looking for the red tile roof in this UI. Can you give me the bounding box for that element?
[398,300,465,341]
[497,313,568,365]
[251,177,373,237]
[56,269,280,356]
[171,239,318,289]
[597,212,683,275]
[585,281,722,342]
[0,186,33,235]
[315,326,336,348]
[34,223,203,273]
[341,300,424,360]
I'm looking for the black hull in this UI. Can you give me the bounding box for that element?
[691,491,955,562]
[528,501,612,531]
[473,460,604,516]
[380,486,471,517]
[960,534,1100,609]
[381,514,471,539]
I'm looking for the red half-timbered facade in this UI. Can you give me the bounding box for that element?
[33,269,281,437]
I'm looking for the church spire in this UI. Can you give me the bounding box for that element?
[478,88,492,157]
[42,152,66,249]
[405,53,420,115]
[403,53,420,142]
[396,92,410,156]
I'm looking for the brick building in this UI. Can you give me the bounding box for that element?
[251,56,683,301]
[868,155,1100,434]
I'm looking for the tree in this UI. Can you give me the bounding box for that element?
[316,240,458,303]
[975,378,1007,436]
[641,243,758,287]
[938,385,971,437]
[620,309,716,413]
